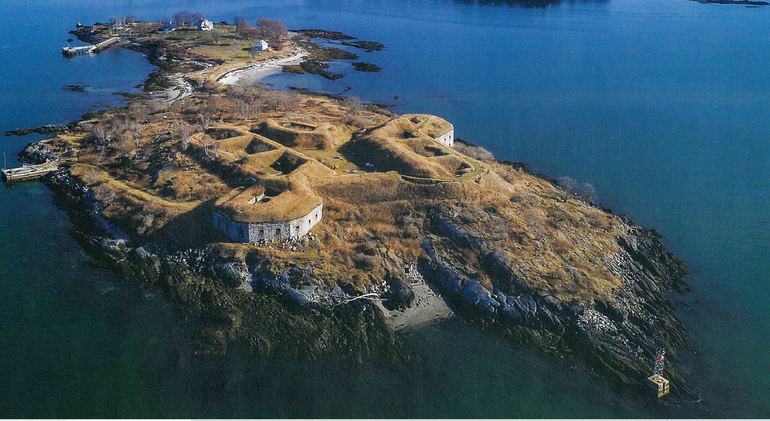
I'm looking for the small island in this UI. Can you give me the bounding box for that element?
[18,13,693,401]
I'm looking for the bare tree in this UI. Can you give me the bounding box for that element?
[147,101,167,115]
[454,142,494,161]
[557,176,578,193]
[252,98,263,120]
[83,167,100,185]
[135,22,155,36]
[262,90,281,112]
[198,113,212,131]
[211,29,222,44]
[93,185,118,207]
[200,133,213,157]
[256,18,287,39]
[206,97,234,120]
[234,99,251,119]
[231,79,253,98]
[177,120,194,150]
[112,133,135,157]
[124,15,137,24]
[108,16,124,28]
[235,15,257,38]
[282,93,299,112]
[91,122,110,145]
[342,96,363,115]
[191,12,204,23]
[579,183,598,203]
[127,102,148,122]
[124,119,143,144]
[172,10,192,27]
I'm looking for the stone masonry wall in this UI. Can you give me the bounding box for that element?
[213,203,323,243]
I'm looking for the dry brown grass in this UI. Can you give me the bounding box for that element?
[39,64,633,301]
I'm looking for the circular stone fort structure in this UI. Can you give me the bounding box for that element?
[213,183,323,243]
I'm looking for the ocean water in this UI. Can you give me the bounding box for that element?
[1,0,768,417]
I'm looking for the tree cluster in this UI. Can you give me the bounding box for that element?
[172,10,204,27]
[233,15,287,43]
[87,115,145,153]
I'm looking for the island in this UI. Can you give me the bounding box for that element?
[17,14,694,401]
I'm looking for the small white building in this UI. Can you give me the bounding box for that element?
[434,128,455,148]
[197,19,214,31]
[252,39,269,51]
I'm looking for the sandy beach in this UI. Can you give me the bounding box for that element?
[376,278,455,331]
[217,46,308,86]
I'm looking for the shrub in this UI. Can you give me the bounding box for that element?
[455,141,494,161]
[352,253,382,270]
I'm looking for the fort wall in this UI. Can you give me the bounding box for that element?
[213,202,323,243]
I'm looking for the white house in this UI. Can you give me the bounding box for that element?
[197,19,214,31]
[252,39,269,51]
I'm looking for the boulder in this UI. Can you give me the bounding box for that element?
[382,273,415,310]
[483,249,527,291]
[214,262,252,291]
[461,280,498,313]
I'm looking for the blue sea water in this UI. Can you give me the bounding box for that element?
[1,0,768,417]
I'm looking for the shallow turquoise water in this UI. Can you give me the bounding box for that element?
[1,0,768,417]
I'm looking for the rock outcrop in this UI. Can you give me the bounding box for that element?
[417,205,693,399]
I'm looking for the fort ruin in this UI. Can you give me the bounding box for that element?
[186,114,463,244]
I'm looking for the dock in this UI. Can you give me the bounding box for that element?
[62,37,119,57]
[2,162,58,183]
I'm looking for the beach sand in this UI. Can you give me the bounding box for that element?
[217,47,308,86]
[377,279,455,331]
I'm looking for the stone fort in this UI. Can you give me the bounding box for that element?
[192,114,457,244]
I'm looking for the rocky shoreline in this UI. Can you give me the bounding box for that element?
[5,124,72,137]
[419,202,693,399]
[19,21,698,406]
[19,129,696,403]
[21,151,408,365]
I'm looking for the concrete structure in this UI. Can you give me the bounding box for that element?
[2,162,58,183]
[197,19,214,31]
[213,202,323,243]
[62,37,119,57]
[252,39,269,52]
[433,128,455,148]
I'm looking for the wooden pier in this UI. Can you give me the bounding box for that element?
[62,37,119,57]
[2,162,58,183]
